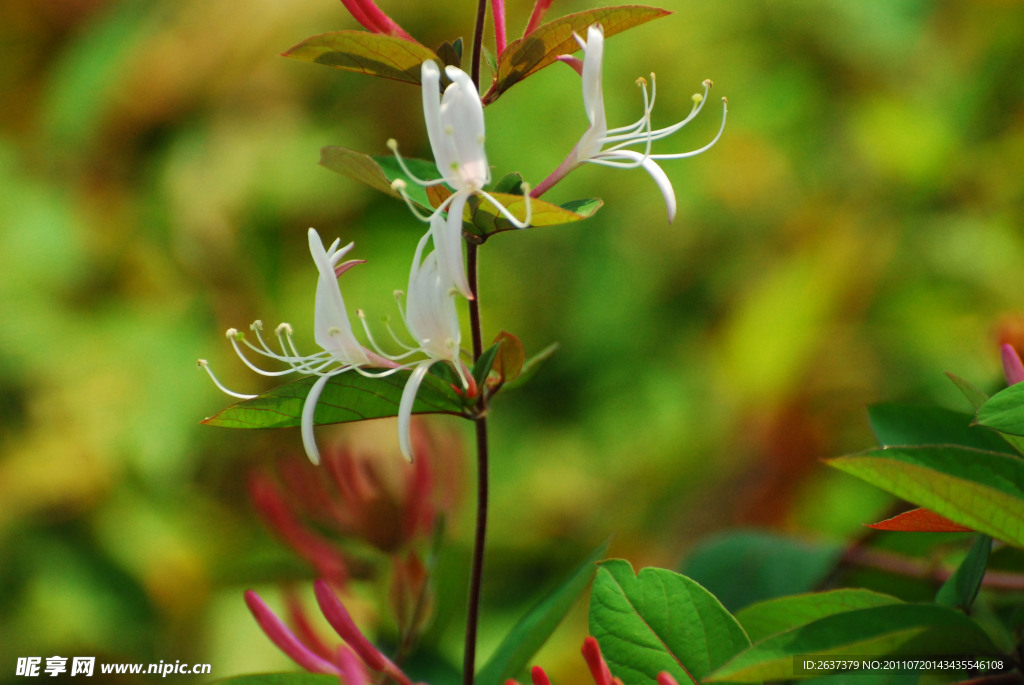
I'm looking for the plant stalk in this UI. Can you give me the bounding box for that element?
[463,4,490,682]
[461,242,489,685]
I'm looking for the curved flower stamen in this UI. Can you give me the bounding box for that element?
[197,359,257,400]
[357,310,420,361]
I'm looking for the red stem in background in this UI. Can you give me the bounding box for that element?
[524,0,554,36]
[339,0,415,41]
[493,0,507,57]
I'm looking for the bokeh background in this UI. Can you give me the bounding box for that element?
[2,0,1023,682]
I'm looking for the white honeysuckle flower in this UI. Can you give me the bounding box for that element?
[539,23,727,223]
[200,228,401,465]
[388,60,532,300]
[403,233,462,364]
[365,230,469,462]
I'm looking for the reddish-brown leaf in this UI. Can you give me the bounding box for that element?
[485,5,671,103]
[866,508,975,533]
[490,331,526,388]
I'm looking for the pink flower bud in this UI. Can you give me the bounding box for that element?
[1002,343,1024,385]
[244,590,342,675]
[581,637,613,685]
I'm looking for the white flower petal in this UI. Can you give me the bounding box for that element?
[580,24,606,133]
[443,66,488,188]
[430,192,472,299]
[406,249,460,361]
[301,373,333,465]
[308,228,370,364]
[420,61,452,177]
[611,150,677,224]
[397,361,435,462]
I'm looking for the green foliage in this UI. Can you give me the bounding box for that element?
[867,403,1015,454]
[681,532,843,612]
[472,342,504,391]
[976,382,1024,438]
[319,146,434,205]
[735,589,902,644]
[201,369,466,429]
[476,542,608,685]
[946,373,990,411]
[282,31,440,84]
[826,446,1024,547]
[934,534,990,611]
[589,560,749,685]
[506,343,559,390]
[707,604,999,683]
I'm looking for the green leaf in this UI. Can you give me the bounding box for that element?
[949,375,1024,455]
[826,446,1024,547]
[935,534,991,611]
[485,6,671,103]
[588,560,749,685]
[493,172,525,194]
[435,40,462,69]
[319,146,438,209]
[202,370,465,429]
[736,589,902,644]
[867,403,1016,455]
[464,193,602,239]
[946,372,989,411]
[706,604,1000,683]
[472,342,502,390]
[681,531,843,612]
[282,31,439,84]
[975,381,1024,437]
[211,675,337,685]
[476,542,608,685]
[508,342,559,390]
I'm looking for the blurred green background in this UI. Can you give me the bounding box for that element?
[2,0,1023,682]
